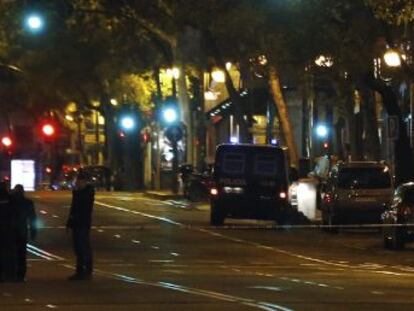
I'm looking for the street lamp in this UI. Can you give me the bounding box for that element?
[25,13,44,32]
[383,49,402,67]
[316,124,328,138]
[211,69,225,83]
[120,116,135,131]
[315,55,334,68]
[162,107,178,124]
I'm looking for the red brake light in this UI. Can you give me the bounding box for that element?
[279,192,287,199]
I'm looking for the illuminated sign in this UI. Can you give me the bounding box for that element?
[11,160,36,191]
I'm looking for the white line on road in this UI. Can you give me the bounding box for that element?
[27,244,64,261]
[59,264,293,311]
[94,199,414,285]
[95,201,183,226]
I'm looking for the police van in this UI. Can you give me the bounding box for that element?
[209,144,293,226]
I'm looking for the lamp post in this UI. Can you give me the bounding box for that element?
[161,103,181,194]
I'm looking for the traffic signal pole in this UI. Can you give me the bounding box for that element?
[172,138,179,194]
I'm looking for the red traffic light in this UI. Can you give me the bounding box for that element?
[1,136,12,148]
[323,142,329,149]
[42,124,55,137]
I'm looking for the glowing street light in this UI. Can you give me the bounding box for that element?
[211,69,225,83]
[120,116,135,130]
[162,107,178,124]
[316,124,328,138]
[315,55,334,68]
[383,49,402,67]
[25,13,44,32]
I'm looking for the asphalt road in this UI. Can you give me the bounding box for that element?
[1,191,414,311]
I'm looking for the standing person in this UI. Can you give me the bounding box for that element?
[0,182,14,282]
[10,184,37,282]
[66,173,95,280]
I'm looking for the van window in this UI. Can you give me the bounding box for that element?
[222,153,245,175]
[338,167,391,189]
[253,154,278,176]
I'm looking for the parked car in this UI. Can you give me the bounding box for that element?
[321,161,393,232]
[209,144,294,226]
[382,182,414,250]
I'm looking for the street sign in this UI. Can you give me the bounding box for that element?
[387,116,399,140]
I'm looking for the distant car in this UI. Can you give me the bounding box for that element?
[382,183,414,250]
[79,166,111,191]
[209,144,293,226]
[321,161,393,232]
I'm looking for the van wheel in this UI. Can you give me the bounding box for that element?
[210,202,225,226]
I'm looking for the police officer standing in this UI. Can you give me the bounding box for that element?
[0,182,14,282]
[10,184,37,282]
[66,173,95,280]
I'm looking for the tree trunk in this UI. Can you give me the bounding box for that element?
[204,31,250,142]
[268,65,298,167]
[360,87,381,160]
[365,75,414,184]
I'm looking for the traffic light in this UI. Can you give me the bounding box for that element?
[42,123,55,137]
[40,121,57,141]
[323,142,329,149]
[1,136,12,148]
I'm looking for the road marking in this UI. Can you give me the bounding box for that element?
[60,264,293,311]
[27,244,64,261]
[114,234,121,238]
[170,252,180,257]
[131,240,141,244]
[151,246,160,250]
[249,286,283,292]
[149,260,174,263]
[95,199,414,278]
[40,210,47,215]
[95,201,182,226]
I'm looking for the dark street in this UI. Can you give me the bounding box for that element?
[1,192,414,311]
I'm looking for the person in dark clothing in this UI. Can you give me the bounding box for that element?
[10,184,37,282]
[0,182,15,282]
[66,173,95,280]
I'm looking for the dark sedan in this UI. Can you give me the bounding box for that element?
[382,182,414,250]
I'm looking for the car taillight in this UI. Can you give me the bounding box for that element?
[279,191,287,199]
[210,188,219,196]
